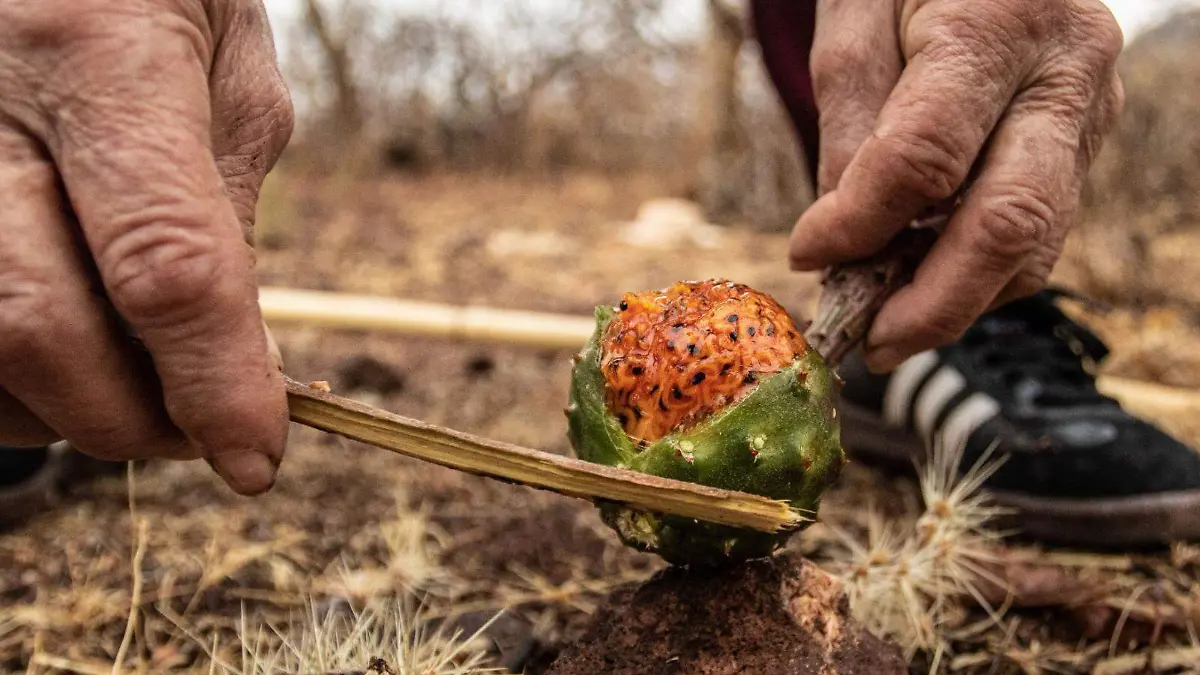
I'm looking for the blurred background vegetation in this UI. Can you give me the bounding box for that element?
[269,0,813,229]
[261,0,1200,311]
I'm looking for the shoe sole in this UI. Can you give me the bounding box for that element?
[837,400,1200,548]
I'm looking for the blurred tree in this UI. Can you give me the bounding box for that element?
[302,0,363,137]
[698,0,750,219]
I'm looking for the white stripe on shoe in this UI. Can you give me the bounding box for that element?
[940,389,998,451]
[938,392,1002,456]
[882,350,939,428]
[914,366,967,441]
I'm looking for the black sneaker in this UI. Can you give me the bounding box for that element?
[835,290,1200,548]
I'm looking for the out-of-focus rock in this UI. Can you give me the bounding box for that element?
[617,198,726,250]
[545,551,906,675]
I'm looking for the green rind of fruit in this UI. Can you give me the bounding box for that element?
[566,305,846,566]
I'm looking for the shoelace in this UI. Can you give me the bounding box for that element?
[959,289,1114,408]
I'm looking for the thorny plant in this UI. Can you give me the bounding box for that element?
[168,597,504,675]
[826,436,1011,668]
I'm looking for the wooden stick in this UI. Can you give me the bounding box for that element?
[285,378,806,533]
[803,227,940,365]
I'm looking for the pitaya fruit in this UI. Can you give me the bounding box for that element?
[566,280,845,566]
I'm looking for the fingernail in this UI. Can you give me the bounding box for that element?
[210,450,277,496]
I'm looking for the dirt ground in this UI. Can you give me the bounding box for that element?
[3,169,1200,674]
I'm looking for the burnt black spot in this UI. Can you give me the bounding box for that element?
[727,314,738,322]
[631,366,644,376]
[672,385,683,399]
[743,372,757,384]
[650,384,660,394]
[721,362,732,375]
[687,344,698,355]
[632,406,643,419]
[766,325,776,337]
[692,372,706,385]
[617,414,629,427]
[747,326,757,337]
[659,400,669,411]
[729,331,738,341]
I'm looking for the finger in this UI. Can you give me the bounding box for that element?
[0,130,193,459]
[863,94,1079,372]
[810,0,903,194]
[48,26,287,495]
[209,0,295,243]
[789,6,1032,271]
[988,240,1062,311]
[0,387,58,448]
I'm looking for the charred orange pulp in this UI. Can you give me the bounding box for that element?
[600,280,808,444]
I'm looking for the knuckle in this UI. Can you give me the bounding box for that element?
[971,190,1054,264]
[1057,1,1124,68]
[874,129,971,201]
[921,12,1016,63]
[1077,2,1125,60]
[216,72,295,169]
[101,222,228,324]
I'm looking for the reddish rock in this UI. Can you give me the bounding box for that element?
[545,551,906,675]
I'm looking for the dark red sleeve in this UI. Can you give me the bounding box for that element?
[749,0,819,188]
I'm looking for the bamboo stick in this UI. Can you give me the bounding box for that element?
[284,377,807,533]
[1097,376,1200,413]
[259,287,594,349]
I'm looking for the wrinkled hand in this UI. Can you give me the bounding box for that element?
[0,0,294,494]
[790,0,1124,372]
